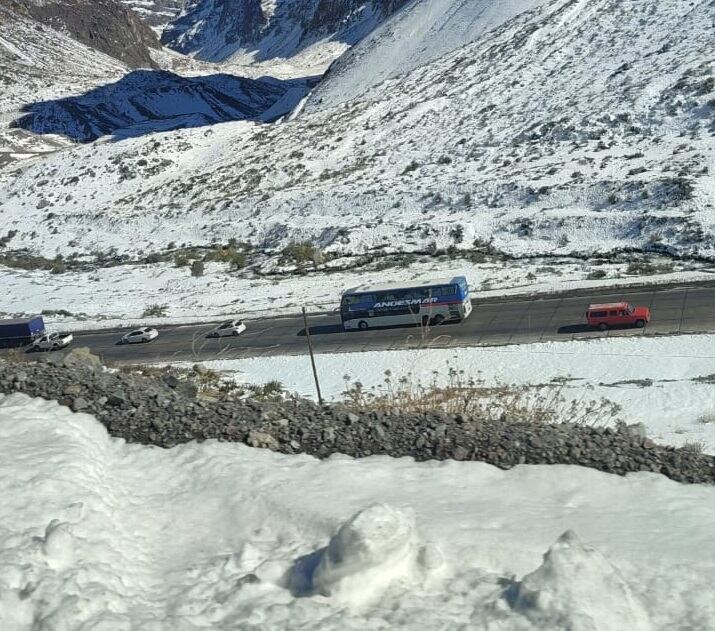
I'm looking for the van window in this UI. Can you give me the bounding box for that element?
[590,310,607,318]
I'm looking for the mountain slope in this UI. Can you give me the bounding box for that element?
[0,0,712,263]
[13,0,161,69]
[0,0,128,112]
[161,0,409,70]
[0,0,129,165]
[304,0,546,113]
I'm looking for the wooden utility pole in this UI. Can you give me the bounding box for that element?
[302,306,324,405]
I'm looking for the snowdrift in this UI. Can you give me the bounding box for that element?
[1,393,714,630]
[509,530,652,631]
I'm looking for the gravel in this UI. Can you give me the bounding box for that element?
[1,349,714,485]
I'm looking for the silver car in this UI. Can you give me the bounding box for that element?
[120,327,159,344]
[207,319,247,338]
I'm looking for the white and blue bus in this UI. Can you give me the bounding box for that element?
[340,276,472,331]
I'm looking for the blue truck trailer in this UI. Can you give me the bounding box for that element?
[0,316,46,348]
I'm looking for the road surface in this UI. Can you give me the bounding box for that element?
[49,283,715,365]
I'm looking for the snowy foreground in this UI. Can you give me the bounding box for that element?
[201,335,715,453]
[1,394,714,630]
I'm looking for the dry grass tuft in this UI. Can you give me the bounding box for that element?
[681,440,706,455]
[342,366,621,426]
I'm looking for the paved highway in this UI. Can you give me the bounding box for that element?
[53,283,715,366]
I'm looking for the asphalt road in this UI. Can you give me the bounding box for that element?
[56,283,715,366]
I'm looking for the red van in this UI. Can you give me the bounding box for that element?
[586,302,650,331]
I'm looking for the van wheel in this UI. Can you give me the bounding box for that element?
[598,323,609,331]
[358,321,369,331]
[635,319,645,329]
[431,315,445,326]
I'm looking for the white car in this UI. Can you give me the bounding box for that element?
[120,327,159,344]
[33,332,73,351]
[208,319,247,338]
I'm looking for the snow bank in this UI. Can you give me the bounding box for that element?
[1,393,715,630]
[509,530,652,631]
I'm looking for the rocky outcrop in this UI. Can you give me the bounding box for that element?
[14,0,161,68]
[161,0,410,63]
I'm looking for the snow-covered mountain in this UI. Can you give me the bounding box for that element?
[0,1,129,113]
[0,0,130,165]
[304,0,546,113]
[0,0,713,265]
[8,0,161,69]
[161,0,410,70]
[0,0,310,158]
[121,0,184,30]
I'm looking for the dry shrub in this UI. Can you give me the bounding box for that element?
[681,440,706,454]
[142,304,168,318]
[342,366,621,426]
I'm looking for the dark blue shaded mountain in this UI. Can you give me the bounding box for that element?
[161,0,410,63]
[12,69,316,142]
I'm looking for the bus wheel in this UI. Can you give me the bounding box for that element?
[598,323,609,331]
[431,315,445,326]
[358,321,369,331]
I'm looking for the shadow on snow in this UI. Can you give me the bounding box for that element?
[11,69,318,142]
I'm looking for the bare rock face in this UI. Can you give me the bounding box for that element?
[14,0,161,68]
[161,0,410,63]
